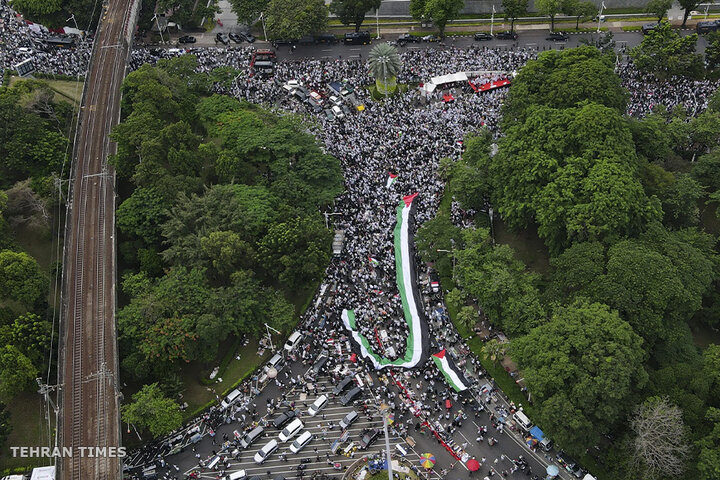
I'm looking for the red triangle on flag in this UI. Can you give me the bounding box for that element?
[403,193,419,207]
[389,172,398,179]
[432,349,446,359]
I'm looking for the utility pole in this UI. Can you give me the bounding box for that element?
[490,5,495,35]
[260,12,268,42]
[376,6,381,39]
[152,13,165,44]
[380,403,394,480]
[596,1,606,33]
[264,323,280,350]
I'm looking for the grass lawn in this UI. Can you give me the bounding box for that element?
[9,76,83,106]
[0,392,54,474]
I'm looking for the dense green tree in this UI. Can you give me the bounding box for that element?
[228,0,269,25]
[660,174,703,229]
[11,313,52,369]
[692,149,720,192]
[0,250,48,307]
[161,184,278,270]
[117,187,174,246]
[157,0,220,27]
[410,0,465,35]
[631,22,704,79]
[696,407,720,480]
[502,47,627,122]
[121,383,182,438]
[501,0,528,33]
[257,215,331,288]
[705,344,720,402]
[490,102,658,253]
[645,0,672,22]
[415,214,462,280]
[0,403,11,451]
[330,0,381,32]
[547,241,605,300]
[535,0,562,30]
[705,31,720,70]
[0,345,38,397]
[510,300,648,455]
[265,0,328,39]
[454,228,544,335]
[561,0,596,29]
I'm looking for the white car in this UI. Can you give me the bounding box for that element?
[329,95,342,106]
[308,394,328,416]
[253,439,278,464]
[332,105,344,119]
[289,431,314,454]
[224,470,247,480]
[278,418,304,443]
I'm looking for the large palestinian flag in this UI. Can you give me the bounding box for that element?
[432,349,471,392]
[341,193,430,370]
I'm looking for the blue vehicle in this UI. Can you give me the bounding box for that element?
[529,426,553,452]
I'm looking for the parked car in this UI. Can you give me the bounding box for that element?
[339,411,359,430]
[428,271,440,293]
[398,33,422,43]
[556,450,577,472]
[278,418,304,443]
[331,105,344,119]
[358,428,381,449]
[299,35,316,45]
[229,32,243,43]
[422,34,440,42]
[315,33,338,44]
[272,410,297,429]
[253,440,278,464]
[333,375,355,395]
[178,35,196,43]
[240,426,264,449]
[642,23,659,34]
[340,386,362,406]
[546,31,569,41]
[473,32,493,41]
[495,31,518,40]
[309,90,324,104]
[274,38,298,46]
[344,31,371,45]
[289,431,314,454]
[240,32,256,43]
[308,394,329,416]
[215,33,229,45]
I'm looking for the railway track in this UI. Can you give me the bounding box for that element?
[57,1,138,479]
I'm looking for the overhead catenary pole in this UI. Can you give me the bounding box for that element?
[264,322,280,350]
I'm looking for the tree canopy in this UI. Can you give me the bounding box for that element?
[329,0,381,32]
[121,383,183,438]
[510,300,648,455]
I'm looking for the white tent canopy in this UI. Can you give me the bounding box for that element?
[423,72,469,93]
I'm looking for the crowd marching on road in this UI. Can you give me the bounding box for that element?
[2,1,720,479]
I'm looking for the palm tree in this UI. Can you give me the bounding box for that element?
[368,43,402,95]
[481,338,506,368]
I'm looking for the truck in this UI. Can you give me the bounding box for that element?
[529,426,553,452]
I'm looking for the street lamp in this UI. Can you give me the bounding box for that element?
[596,1,606,33]
[151,13,165,44]
[376,5,381,40]
[490,5,496,36]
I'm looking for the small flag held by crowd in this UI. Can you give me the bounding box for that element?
[386,172,398,188]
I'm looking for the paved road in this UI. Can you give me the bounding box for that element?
[57,1,138,479]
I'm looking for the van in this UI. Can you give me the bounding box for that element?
[221,388,242,409]
[315,33,338,44]
[344,31,371,45]
[289,430,314,453]
[512,409,532,432]
[253,439,279,464]
[279,418,304,442]
[697,20,720,34]
[339,410,359,429]
[333,375,355,395]
[308,394,328,416]
[225,470,247,480]
[240,426,265,449]
[284,332,303,353]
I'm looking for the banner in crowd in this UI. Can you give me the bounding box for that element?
[341,193,430,369]
[432,349,471,392]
